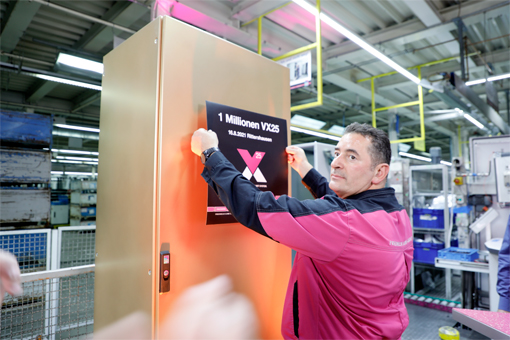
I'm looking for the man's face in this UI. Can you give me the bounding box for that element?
[329,133,377,199]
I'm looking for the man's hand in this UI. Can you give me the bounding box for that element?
[0,250,22,304]
[191,128,219,156]
[286,146,313,178]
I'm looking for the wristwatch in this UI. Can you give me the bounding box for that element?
[201,147,220,164]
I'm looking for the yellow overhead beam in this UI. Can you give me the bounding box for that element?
[290,101,323,112]
[272,43,317,62]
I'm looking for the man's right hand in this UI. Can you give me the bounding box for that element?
[286,146,313,179]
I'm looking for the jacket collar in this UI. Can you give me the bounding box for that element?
[346,187,396,200]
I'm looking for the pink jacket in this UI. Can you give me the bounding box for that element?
[202,153,413,339]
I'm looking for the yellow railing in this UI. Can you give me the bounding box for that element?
[360,53,479,145]
[367,67,425,144]
[243,0,323,112]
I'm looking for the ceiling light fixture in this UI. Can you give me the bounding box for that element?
[52,149,99,156]
[33,74,102,91]
[51,171,98,176]
[290,114,326,130]
[292,0,421,84]
[65,172,98,176]
[328,125,345,135]
[463,113,484,129]
[57,53,104,74]
[465,72,510,86]
[465,78,487,86]
[399,152,431,162]
[54,124,100,133]
[398,144,411,153]
[290,126,341,141]
[56,156,99,162]
[399,152,452,166]
[52,159,98,165]
[488,72,510,82]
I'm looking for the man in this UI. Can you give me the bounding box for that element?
[191,122,413,339]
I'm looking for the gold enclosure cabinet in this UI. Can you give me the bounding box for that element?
[96,16,291,339]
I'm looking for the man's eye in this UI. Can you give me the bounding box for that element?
[334,152,340,157]
[349,155,356,160]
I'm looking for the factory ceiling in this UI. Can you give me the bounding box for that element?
[1,0,509,173]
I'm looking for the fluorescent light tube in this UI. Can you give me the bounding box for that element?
[328,125,345,135]
[56,156,99,162]
[440,161,452,166]
[51,171,97,176]
[52,149,99,156]
[292,0,420,84]
[57,53,104,74]
[55,160,84,164]
[54,124,100,133]
[465,78,486,86]
[53,159,98,165]
[63,171,98,176]
[290,114,326,130]
[463,113,484,129]
[487,73,510,82]
[33,74,102,91]
[399,152,431,162]
[465,73,510,86]
[290,126,341,141]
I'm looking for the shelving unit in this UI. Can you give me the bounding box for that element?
[70,180,97,226]
[409,164,454,299]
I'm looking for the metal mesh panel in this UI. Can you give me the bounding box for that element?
[1,271,95,340]
[60,230,95,268]
[0,232,48,273]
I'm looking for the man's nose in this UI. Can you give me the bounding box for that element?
[331,155,343,168]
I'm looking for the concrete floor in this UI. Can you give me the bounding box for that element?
[403,303,490,340]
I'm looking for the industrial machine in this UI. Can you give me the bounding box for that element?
[436,135,510,311]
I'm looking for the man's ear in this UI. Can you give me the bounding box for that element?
[372,163,389,186]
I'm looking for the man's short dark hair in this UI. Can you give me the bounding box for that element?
[344,122,391,168]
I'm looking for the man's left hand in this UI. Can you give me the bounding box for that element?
[191,128,219,156]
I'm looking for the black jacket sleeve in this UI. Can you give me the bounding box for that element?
[301,168,336,198]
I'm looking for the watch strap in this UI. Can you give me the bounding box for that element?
[201,147,220,164]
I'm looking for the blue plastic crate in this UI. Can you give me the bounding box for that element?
[81,206,96,217]
[413,208,444,229]
[413,240,445,264]
[438,247,478,262]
